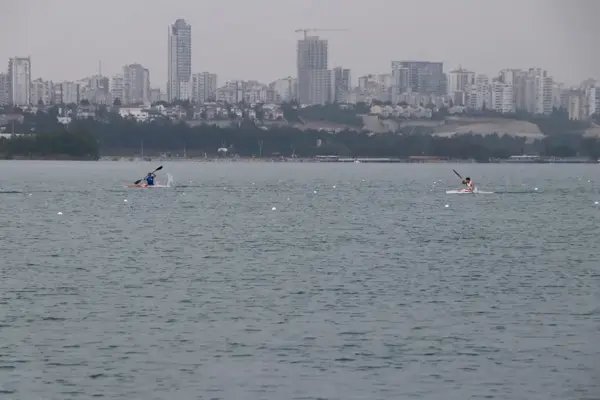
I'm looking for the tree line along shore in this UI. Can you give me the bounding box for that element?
[0,103,599,161]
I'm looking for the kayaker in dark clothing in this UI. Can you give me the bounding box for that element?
[145,172,156,186]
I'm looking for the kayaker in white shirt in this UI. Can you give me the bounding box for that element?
[461,177,474,191]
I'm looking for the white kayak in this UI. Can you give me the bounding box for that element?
[446,188,494,194]
[123,184,170,188]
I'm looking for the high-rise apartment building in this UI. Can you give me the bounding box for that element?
[150,88,163,103]
[79,75,110,104]
[521,68,553,115]
[31,78,54,105]
[566,90,586,120]
[8,57,31,106]
[168,19,192,102]
[586,86,600,117]
[391,61,445,95]
[446,68,475,93]
[467,74,491,110]
[271,77,297,103]
[331,67,351,103]
[192,72,217,103]
[111,74,124,103]
[0,73,7,105]
[297,36,330,105]
[123,63,150,105]
[490,82,515,113]
[391,63,410,104]
[499,69,528,111]
[57,81,80,104]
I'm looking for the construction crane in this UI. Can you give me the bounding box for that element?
[294,28,350,39]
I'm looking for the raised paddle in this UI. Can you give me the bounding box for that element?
[134,165,163,185]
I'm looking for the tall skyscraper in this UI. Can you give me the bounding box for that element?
[168,19,192,102]
[123,63,150,105]
[8,57,31,106]
[391,61,445,95]
[297,36,331,105]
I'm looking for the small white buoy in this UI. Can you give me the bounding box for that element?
[534,188,538,191]
[124,199,128,202]
[595,201,599,205]
[313,190,317,194]
[57,212,63,215]
[445,204,449,208]
[28,193,32,196]
[332,185,336,188]
[271,207,276,211]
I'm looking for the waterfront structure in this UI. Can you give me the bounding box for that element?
[168,19,192,102]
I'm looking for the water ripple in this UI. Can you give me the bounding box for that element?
[0,161,598,399]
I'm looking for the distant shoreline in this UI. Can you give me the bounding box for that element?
[2,156,597,164]
[3,155,98,161]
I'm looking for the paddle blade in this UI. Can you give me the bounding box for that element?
[134,179,142,184]
[453,169,462,179]
[154,166,163,172]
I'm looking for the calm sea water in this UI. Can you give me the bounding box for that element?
[1,161,599,400]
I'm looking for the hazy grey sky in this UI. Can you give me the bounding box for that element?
[2,0,599,88]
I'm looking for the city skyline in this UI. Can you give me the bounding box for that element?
[2,0,599,86]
